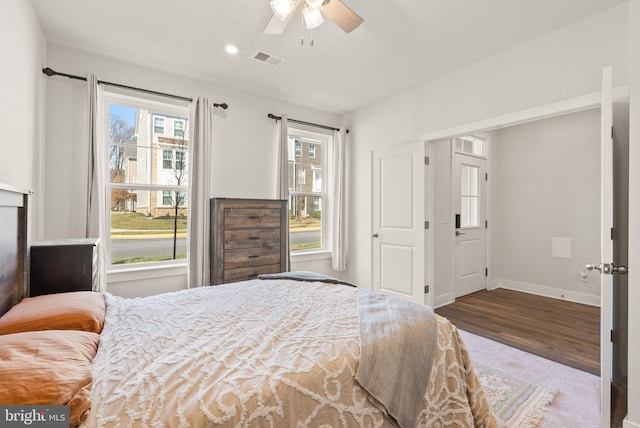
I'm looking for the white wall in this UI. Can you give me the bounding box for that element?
[346,3,629,291]
[491,109,601,305]
[0,0,46,240]
[43,45,344,296]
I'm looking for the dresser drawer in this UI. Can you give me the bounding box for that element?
[224,228,281,250]
[224,247,281,269]
[224,264,282,283]
[224,208,282,228]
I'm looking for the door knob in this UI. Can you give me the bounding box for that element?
[586,263,602,272]
[586,263,629,275]
[613,265,629,275]
[372,233,379,238]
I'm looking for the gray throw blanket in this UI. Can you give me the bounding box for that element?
[356,290,438,428]
[257,270,356,287]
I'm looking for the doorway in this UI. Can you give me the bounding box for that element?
[424,94,629,428]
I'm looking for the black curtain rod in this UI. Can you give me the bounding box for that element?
[42,67,228,109]
[267,113,348,133]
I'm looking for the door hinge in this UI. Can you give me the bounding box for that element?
[425,221,430,230]
[485,267,488,277]
[485,172,488,181]
[611,126,614,139]
[611,329,614,343]
[424,285,429,294]
[611,227,615,241]
[485,220,488,229]
[424,156,430,165]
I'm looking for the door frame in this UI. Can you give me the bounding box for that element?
[421,87,628,307]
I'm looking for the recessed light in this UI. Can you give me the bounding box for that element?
[225,44,239,55]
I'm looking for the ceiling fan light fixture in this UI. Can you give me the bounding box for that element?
[270,0,295,21]
[303,5,324,29]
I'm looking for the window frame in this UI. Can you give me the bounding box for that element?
[102,89,191,273]
[287,127,334,258]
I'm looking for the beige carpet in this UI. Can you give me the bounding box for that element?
[460,330,600,428]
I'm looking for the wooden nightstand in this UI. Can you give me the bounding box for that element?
[29,238,99,296]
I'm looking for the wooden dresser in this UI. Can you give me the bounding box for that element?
[210,198,288,285]
[29,238,99,296]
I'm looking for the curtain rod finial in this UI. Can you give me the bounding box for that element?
[43,67,56,76]
[213,102,228,110]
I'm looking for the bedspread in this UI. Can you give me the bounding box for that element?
[83,279,499,427]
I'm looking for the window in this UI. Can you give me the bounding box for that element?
[176,150,185,171]
[163,150,173,169]
[105,93,190,267]
[454,134,487,158]
[174,120,185,137]
[460,164,480,227]
[154,116,164,134]
[287,130,330,253]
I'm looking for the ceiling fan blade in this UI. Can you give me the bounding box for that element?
[263,0,302,34]
[320,0,363,33]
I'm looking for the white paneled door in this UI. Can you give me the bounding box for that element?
[371,142,427,305]
[453,153,487,298]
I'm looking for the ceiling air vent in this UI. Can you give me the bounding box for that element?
[252,50,285,66]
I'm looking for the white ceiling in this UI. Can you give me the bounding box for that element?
[30,0,625,114]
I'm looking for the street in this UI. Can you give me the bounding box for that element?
[111,229,322,261]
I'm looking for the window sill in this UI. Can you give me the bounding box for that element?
[107,261,187,283]
[291,250,331,262]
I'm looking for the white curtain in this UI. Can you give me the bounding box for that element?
[276,115,290,271]
[187,97,213,287]
[331,128,348,271]
[85,74,107,291]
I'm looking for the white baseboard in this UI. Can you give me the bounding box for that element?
[434,292,454,309]
[624,418,640,428]
[490,279,600,307]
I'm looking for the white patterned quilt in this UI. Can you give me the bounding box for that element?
[83,279,500,427]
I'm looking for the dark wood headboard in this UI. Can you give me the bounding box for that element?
[0,183,29,317]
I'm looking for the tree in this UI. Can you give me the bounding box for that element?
[163,128,188,260]
[109,115,135,211]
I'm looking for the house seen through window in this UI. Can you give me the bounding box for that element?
[287,130,331,253]
[106,93,190,267]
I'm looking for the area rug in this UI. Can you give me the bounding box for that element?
[474,362,558,428]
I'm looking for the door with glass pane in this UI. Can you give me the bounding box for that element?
[453,152,486,298]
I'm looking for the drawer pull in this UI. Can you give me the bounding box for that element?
[248,215,260,219]
[248,255,260,259]
[248,236,260,240]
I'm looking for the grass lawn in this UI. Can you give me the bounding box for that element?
[111,212,187,232]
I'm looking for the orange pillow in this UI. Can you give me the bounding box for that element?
[0,330,99,427]
[0,291,105,335]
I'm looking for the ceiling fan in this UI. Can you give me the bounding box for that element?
[264,0,363,35]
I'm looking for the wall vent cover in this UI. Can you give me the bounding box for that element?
[252,50,285,66]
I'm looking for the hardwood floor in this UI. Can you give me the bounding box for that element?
[434,288,600,374]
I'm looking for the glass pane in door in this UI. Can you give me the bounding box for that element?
[460,164,479,227]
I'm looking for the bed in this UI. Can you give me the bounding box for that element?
[0,185,501,428]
